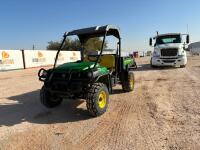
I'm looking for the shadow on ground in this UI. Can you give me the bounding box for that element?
[0,87,129,127]
[0,90,93,127]
[135,64,180,72]
[112,89,125,95]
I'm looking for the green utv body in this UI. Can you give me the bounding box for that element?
[38,25,136,117]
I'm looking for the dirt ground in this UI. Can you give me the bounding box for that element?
[0,56,200,150]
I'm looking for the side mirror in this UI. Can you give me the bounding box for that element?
[183,42,190,51]
[149,38,152,46]
[186,35,190,44]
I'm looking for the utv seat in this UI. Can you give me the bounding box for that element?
[84,55,115,71]
[99,55,115,71]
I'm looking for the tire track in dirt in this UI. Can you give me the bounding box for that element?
[137,83,159,149]
[74,102,132,150]
[107,103,132,150]
[135,68,174,149]
[165,68,200,149]
[142,67,200,149]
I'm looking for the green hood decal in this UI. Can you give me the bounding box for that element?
[55,61,99,71]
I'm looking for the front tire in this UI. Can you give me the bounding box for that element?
[86,83,109,117]
[40,86,63,108]
[122,72,135,92]
[180,65,186,68]
[151,64,157,68]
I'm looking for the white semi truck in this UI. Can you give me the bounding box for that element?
[149,33,190,68]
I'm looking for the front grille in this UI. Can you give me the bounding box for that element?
[161,48,178,56]
[52,82,68,91]
[49,71,90,92]
[52,72,70,80]
[162,60,176,63]
[52,72,89,81]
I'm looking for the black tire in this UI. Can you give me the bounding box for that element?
[151,64,157,68]
[40,86,63,108]
[180,65,186,68]
[122,71,135,92]
[86,83,109,117]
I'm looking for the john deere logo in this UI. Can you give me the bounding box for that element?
[32,51,46,63]
[0,51,14,65]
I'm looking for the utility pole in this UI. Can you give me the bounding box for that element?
[33,44,35,50]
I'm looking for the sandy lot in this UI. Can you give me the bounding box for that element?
[0,56,200,150]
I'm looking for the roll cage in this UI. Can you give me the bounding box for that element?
[53,25,121,70]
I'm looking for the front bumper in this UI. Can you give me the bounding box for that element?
[151,56,187,66]
[44,79,91,98]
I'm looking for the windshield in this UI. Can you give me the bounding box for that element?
[156,35,181,45]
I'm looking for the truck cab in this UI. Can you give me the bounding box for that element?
[149,33,190,68]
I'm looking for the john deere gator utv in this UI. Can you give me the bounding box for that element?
[38,25,135,117]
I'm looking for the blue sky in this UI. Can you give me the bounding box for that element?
[0,0,200,51]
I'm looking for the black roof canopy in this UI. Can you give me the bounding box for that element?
[65,25,120,43]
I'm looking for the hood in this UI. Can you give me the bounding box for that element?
[155,43,183,49]
[55,61,99,71]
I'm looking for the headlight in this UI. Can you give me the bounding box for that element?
[178,50,185,57]
[87,72,93,78]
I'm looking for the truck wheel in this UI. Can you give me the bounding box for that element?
[151,64,157,68]
[122,72,135,92]
[40,86,63,108]
[86,83,109,117]
[180,65,186,68]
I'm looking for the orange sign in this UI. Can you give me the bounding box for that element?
[2,51,10,59]
[38,51,43,58]
[0,51,14,65]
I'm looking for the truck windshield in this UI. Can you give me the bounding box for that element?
[156,35,181,45]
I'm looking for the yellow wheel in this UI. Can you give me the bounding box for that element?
[86,83,109,117]
[98,91,107,109]
[122,71,135,92]
[130,78,134,89]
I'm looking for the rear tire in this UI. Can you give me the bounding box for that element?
[122,72,135,92]
[86,83,109,117]
[40,86,63,108]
